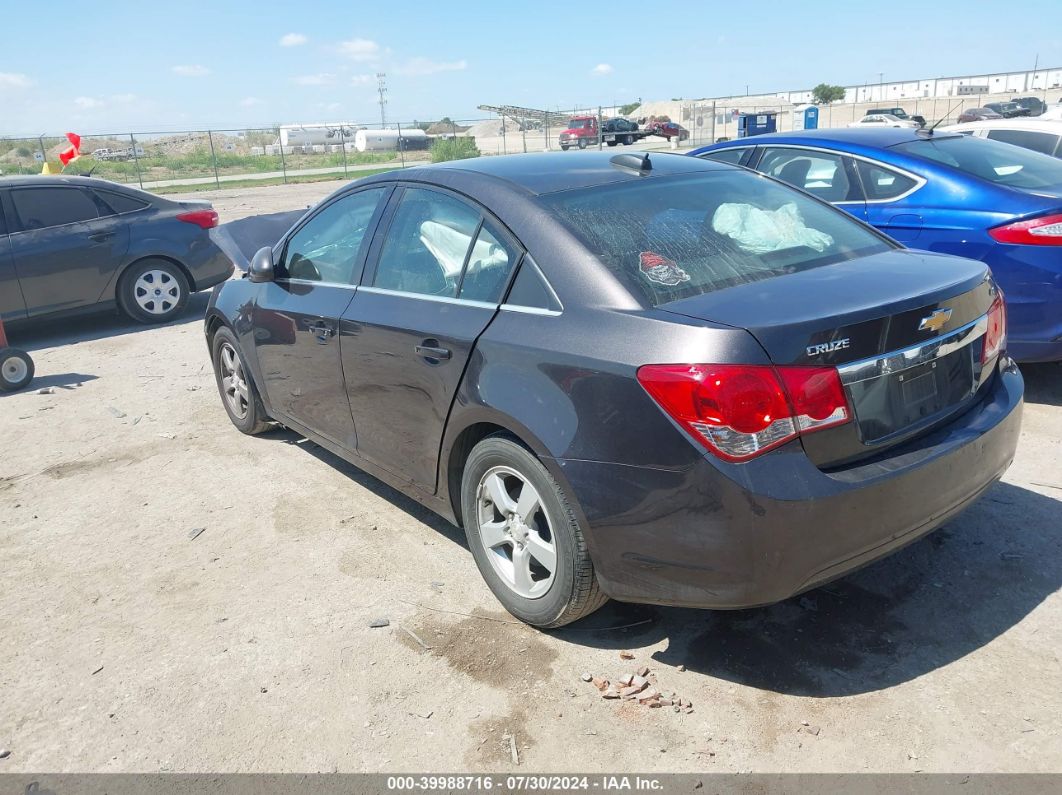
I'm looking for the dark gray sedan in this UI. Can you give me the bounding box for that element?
[205,152,1023,628]
[0,176,233,326]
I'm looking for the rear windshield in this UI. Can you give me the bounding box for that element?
[540,170,892,307]
[893,134,1062,191]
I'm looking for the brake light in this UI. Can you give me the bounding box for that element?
[636,364,851,462]
[982,293,1007,363]
[176,209,219,229]
[989,213,1062,246]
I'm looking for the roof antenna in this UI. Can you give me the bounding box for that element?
[919,100,964,137]
[610,152,652,175]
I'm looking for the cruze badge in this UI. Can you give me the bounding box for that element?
[918,308,953,332]
[806,339,850,357]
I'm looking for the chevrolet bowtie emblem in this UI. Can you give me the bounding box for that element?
[918,308,952,332]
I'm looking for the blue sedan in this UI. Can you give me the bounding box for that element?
[690,129,1062,362]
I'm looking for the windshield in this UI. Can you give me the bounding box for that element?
[893,134,1062,191]
[567,119,592,129]
[540,171,892,307]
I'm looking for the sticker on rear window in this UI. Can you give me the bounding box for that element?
[639,251,690,286]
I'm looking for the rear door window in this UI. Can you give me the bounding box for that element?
[11,187,100,231]
[984,128,1060,156]
[700,147,749,165]
[856,161,920,201]
[96,190,150,214]
[541,171,892,307]
[757,147,860,202]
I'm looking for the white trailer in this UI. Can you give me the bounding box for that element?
[278,124,361,148]
[353,128,428,152]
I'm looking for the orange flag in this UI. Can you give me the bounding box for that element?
[58,131,81,167]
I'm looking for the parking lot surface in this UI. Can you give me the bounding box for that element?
[1,182,1060,773]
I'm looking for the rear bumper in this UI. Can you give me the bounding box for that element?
[558,361,1024,609]
[188,243,235,292]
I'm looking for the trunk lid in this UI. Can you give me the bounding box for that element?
[660,249,999,467]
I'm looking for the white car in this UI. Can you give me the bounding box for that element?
[847,113,920,129]
[939,118,1062,159]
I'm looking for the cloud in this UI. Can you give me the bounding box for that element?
[338,38,381,62]
[279,32,308,47]
[110,93,137,104]
[292,73,335,86]
[74,96,103,109]
[0,72,32,89]
[395,57,467,76]
[172,64,210,77]
[351,74,374,86]
[590,63,614,77]
[240,96,264,107]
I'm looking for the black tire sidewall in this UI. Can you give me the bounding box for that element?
[211,327,267,434]
[119,259,190,324]
[0,348,34,392]
[461,437,580,627]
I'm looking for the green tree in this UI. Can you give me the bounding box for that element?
[15,146,32,157]
[618,102,640,116]
[811,83,846,104]
[431,137,480,163]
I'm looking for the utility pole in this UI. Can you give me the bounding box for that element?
[878,72,884,102]
[376,73,388,128]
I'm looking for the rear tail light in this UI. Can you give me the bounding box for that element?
[982,293,1007,363]
[989,213,1062,246]
[636,363,851,462]
[176,209,219,229]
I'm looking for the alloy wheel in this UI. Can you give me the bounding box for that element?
[476,466,557,599]
[2,355,28,385]
[219,342,249,419]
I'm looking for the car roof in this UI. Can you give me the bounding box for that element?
[376,150,726,195]
[941,118,1062,133]
[704,127,950,149]
[0,174,136,190]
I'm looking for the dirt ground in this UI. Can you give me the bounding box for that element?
[1,181,1061,774]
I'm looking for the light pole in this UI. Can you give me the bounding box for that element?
[878,72,884,103]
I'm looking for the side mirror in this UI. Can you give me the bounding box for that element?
[248,246,275,283]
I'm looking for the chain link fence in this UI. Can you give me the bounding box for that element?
[3,88,1060,193]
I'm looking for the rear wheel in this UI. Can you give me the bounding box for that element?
[461,435,607,628]
[560,145,570,151]
[0,348,34,392]
[118,258,190,324]
[211,327,271,435]
[624,134,634,145]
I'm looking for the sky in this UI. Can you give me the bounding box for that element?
[1,0,1060,136]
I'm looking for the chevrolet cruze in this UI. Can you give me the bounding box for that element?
[205,152,1023,628]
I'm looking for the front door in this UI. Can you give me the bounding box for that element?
[7,185,130,317]
[341,186,519,489]
[251,186,390,449]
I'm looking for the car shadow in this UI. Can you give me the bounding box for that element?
[264,427,470,551]
[3,292,211,350]
[552,480,1060,697]
[1020,362,1061,408]
[0,372,98,398]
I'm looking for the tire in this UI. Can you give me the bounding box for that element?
[560,145,570,151]
[624,134,634,145]
[577,138,588,149]
[606,140,618,147]
[210,326,271,435]
[461,434,608,628]
[0,348,34,392]
[118,258,190,324]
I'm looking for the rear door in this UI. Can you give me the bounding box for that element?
[0,192,27,322]
[7,185,130,317]
[250,185,391,449]
[340,185,520,489]
[853,158,926,243]
[753,146,868,222]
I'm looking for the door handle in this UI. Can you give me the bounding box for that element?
[415,343,451,361]
[307,321,335,341]
[89,231,115,242]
